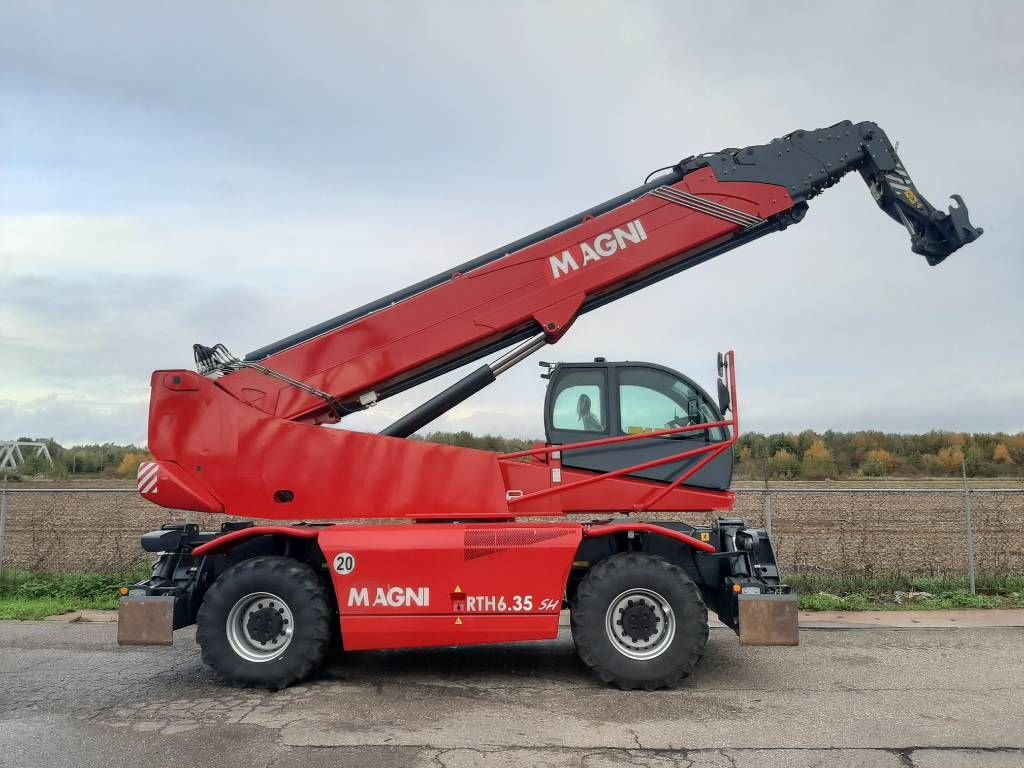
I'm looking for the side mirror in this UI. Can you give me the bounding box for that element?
[717,377,731,415]
[717,352,726,377]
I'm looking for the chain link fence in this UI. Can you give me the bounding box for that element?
[2,483,1023,584]
[730,486,1024,586]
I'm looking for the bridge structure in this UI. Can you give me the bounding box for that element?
[0,441,54,472]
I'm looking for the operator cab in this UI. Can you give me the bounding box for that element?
[542,358,733,491]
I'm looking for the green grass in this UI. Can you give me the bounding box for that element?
[0,597,122,620]
[2,568,1022,618]
[0,568,149,620]
[789,573,1024,611]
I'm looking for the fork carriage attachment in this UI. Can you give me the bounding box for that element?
[119,517,796,686]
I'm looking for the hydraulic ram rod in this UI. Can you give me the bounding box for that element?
[380,334,547,438]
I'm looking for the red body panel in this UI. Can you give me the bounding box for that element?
[146,370,510,520]
[142,379,738,520]
[191,525,320,557]
[173,519,717,652]
[318,523,581,650]
[338,614,558,651]
[143,354,741,521]
[135,459,223,514]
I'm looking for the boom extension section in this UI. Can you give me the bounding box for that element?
[678,121,982,265]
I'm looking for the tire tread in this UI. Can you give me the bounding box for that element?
[571,552,708,690]
[196,555,332,689]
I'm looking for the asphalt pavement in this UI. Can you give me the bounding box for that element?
[1,621,1022,767]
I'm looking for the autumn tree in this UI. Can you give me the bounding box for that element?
[768,448,800,479]
[993,443,1015,464]
[861,448,897,477]
[800,438,836,479]
[937,446,966,474]
[116,452,149,478]
[1007,435,1024,465]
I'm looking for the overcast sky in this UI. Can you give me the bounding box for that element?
[1,2,1021,446]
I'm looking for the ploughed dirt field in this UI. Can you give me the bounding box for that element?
[6,477,1023,575]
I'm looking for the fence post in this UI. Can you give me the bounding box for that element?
[961,461,976,595]
[763,478,773,538]
[0,489,7,575]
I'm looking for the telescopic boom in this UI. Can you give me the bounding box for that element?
[191,120,981,429]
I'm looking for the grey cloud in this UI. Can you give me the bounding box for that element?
[0,2,1020,444]
[0,272,277,389]
[5,4,1014,205]
[0,394,148,446]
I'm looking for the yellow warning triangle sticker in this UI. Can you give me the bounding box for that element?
[455,617,463,625]
[453,585,463,593]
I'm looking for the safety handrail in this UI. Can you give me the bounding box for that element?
[500,351,739,461]
[498,417,735,460]
[502,352,739,509]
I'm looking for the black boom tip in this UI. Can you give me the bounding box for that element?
[912,194,983,266]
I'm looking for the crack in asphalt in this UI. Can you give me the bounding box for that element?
[358,745,1024,768]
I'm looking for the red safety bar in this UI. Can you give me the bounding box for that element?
[500,418,736,460]
[582,522,717,554]
[500,352,739,511]
[191,525,321,557]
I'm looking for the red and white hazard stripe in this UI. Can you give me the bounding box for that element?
[137,461,159,495]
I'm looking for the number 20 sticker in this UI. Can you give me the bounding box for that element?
[333,552,356,575]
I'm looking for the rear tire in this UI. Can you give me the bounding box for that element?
[196,555,332,689]
[571,552,708,690]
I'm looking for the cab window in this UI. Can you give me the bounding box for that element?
[618,368,725,440]
[551,370,607,433]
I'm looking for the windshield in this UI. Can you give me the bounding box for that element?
[619,368,725,441]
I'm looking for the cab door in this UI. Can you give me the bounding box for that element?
[545,366,611,445]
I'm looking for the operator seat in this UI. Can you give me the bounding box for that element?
[576,393,602,432]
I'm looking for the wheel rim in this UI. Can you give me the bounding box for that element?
[604,587,676,660]
[225,591,295,662]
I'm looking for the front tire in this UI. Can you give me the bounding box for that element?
[571,552,708,690]
[196,555,332,689]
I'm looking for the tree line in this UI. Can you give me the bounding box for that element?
[5,429,1023,481]
[734,430,1024,480]
[3,438,151,480]
[420,429,1024,479]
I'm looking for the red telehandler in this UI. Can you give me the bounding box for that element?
[119,120,981,690]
